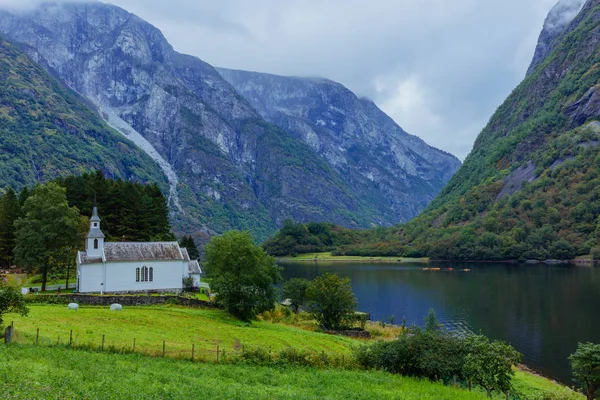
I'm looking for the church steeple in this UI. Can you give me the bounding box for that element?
[86,199,105,257]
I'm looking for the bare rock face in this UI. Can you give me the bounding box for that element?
[217,69,461,223]
[0,2,461,239]
[527,0,586,76]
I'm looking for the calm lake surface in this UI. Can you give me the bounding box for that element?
[281,261,600,384]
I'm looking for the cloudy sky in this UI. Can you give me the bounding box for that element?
[3,0,575,159]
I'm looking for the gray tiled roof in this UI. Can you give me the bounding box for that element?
[78,251,102,264]
[181,247,190,261]
[103,242,183,261]
[188,260,202,274]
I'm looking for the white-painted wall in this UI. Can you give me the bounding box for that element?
[78,262,104,293]
[78,260,186,293]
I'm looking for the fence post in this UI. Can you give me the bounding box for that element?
[216,345,219,363]
[36,328,39,346]
[191,344,195,362]
[101,335,105,351]
[69,330,73,346]
[162,340,166,357]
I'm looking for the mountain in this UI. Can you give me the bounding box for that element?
[217,69,461,224]
[0,2,459,242]
[0,35,167,194]
[323,0,600,260]
[527,0,586,75]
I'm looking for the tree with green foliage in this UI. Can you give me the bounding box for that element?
[14,183,80,292]
[305,273,357,331]
[57,171,173,242]
[282,278,311,313]
[0,279,28,326]
[462,334,521,398]
[204,231,281,321]
[0,188,20,267]
[570,342,600,400]
[424,308,442,332]
[179,235,200,260]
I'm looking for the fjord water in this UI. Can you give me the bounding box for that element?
[281,262,600,384]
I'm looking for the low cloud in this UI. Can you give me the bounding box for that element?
[0,0,573,160]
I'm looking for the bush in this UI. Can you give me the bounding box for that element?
[305,273,357,331]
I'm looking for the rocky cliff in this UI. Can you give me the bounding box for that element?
[217,69,461,224]
[0,2,460,241]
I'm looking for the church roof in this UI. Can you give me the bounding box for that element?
[78,251,102,264]
[90,206,101,222]
[188,260,202,275]
[181,247,190,261]
[103,242,183,262]
[86,227,105,239]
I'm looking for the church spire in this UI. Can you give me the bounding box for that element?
[86,199,105,257]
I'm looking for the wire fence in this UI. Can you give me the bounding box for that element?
[3,322,352,368]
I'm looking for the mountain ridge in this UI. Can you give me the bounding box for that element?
[0,1,461,241]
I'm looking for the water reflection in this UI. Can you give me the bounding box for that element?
[280,262,600,384]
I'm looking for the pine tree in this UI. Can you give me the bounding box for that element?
[180,235,200,260]
[0,188,21,267]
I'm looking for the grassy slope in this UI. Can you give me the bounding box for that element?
[9,305,355,358]
[3,304,579,398]
[0,345,488,400]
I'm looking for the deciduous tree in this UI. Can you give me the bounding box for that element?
[305,273,357,331]
[570,342,600,400]
[204,231,281,321]
[0,279,28,326]
[282,278,311,313]
[14,183,80,291]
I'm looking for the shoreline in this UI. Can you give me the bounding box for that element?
[278,252,597,265]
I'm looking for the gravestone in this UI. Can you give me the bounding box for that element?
[110,304,123,311]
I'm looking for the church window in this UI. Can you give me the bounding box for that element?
[144,266,149,282]
[149,267,154,282]
[136,267,140,282]
[94,239,98,249]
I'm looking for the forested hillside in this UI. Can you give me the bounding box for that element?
[266,0,600,261]
[0,37,166,193]
[0,172,173,267]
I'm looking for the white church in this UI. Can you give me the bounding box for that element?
[76,204,201,293]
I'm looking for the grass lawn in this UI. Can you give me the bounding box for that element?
[0,345,488,400]
[279,252,429,263]
[8,305,355,360]
[3,305,581,399]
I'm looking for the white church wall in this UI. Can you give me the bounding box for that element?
[79,263,104,293]
[104,260,185,292]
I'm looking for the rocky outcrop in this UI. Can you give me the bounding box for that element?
[0,2,460,239]
[217,69,461,223]
[527,0,586,75]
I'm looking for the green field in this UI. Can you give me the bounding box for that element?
[2,304,581,399]
[279,252,429,263]
[0,345,488,400]
[8,305,355,359]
